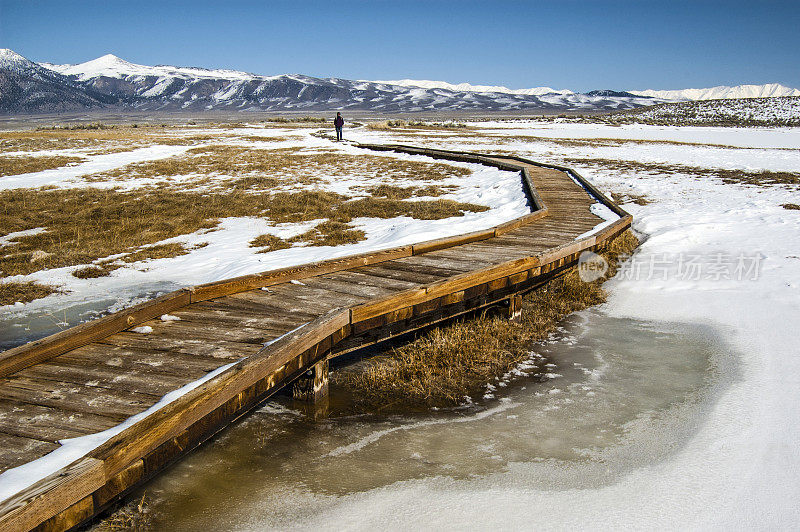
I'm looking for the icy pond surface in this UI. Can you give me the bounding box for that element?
[124,310,735,530]
[0,282,182,351]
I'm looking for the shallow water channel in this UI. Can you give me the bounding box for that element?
[102,309,736,530]
[0,283,180,351]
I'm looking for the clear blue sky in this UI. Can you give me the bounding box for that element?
[1,0,798,91]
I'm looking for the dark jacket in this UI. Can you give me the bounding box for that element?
[334,116,344,127]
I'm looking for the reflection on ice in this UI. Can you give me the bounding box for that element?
[127,310,735,531]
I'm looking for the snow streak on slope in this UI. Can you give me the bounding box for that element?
[43,54,265,82]
[369,79,574,96]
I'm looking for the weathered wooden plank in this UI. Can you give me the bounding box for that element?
[0,290,192,379]
[0,398,121,442]
[301,276,398,299]
[189,297,316,325]
[263,284,370,314]
[189,246,414,302]
[89,308,349,478]
[322,270,422,291]
[429,245,517,264]
[494,209,548,235]
[0,457,104,532]
[223,291,323,320]
[108,317,284,346]
[393,254,493,272]
[351,264,446,285]
[411,227,496,255]
[0,432,59,474]
[424,254,541,301]
[370,259,466,278]
[58,342,237,378]
[97,332,265,359]
[0,376,156,420]
[16,360,193,398]
[165,309,295,334]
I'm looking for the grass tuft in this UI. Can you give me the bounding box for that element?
[335,230,639,411]
[72,265,114,279]
[0,281,59,305]
[250,234,293,253]
[290,220,366,247]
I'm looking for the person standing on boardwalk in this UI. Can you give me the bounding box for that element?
[334,112,344,141]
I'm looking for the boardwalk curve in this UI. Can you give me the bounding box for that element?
[0,144,631,531]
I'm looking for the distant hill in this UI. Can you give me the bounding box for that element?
[607,96,800,127]
[628,84,800,101]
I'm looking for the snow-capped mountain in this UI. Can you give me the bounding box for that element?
[0,49,117,112]
[0,50,663,113]
[629,83,800,101]
[1,49,797,115]
[35,53,661,113]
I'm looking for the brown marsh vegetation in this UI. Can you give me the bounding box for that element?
[1,186,487,279]
[0,155,85,176]
[367,120,470,131]
[84,145,471,189]
[0,280,59,305]
[1,125,483,305]
[335,230,639,411]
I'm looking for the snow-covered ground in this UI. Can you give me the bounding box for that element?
[309,123,799,529]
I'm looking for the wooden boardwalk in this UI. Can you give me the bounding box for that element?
[0,145,630,531]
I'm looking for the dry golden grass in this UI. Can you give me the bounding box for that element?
[0,125,251,158]
[119,243,190,263]
[1,183,487,278]
[367,120,470,131]
[290,220,366,247]
[565,157,800,187]
[0,155,85,176]
[610,191,652,206]
[783,203,800,210]
[72,265,115,279]
[249,234,293,253]
[84,146,469,190]
[0,281,58,305]
[94,492,150,531]
[358,184,452,199]
[335,230,639,411]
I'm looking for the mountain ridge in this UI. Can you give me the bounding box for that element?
[2,49,798,114]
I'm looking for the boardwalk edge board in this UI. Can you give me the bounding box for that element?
[0,144,632,532]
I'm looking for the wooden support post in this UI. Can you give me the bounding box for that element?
[292,359,329,403]
[504,294,523,321]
